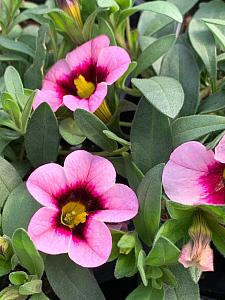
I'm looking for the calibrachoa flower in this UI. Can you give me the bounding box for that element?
[33,35,131,113]
[179,213,214,272]
[27,150,138,268]
[162,136,225,206]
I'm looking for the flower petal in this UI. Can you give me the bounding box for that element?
[68,217,112,267]
[198,244,214,272]
[66,35,110,70]
[88,82,107,112]
[178,241,193,269]
[45,59,71,83]
[63,94,89,111]
[97,46,131,84]
[64,150,116,194]
[215,134,225,163]
[92,184,138,222]
[26,163,67,208]
[28,207,71,254]
[33,90,63,112]
[162,141,216,205]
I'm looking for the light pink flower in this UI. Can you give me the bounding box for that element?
[26,150,138,268]
[162,136,225,206]
[33,35,131,112]
[179,213,214,272]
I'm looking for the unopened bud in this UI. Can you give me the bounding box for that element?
[57,0,83,28]
[0,236,13,261]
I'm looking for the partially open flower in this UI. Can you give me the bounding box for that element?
[57,0,83,28]
[33,35,131,114]
[179,213,213,272]
[27,150,138,268]
[162,136,225,205]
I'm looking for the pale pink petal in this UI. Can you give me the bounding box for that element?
[28,207,71,254]
[162,141,216,205]
[33,90,63,112]
[68,217,112,267]
[63,94,89,111]
[26,164,67,208]
[97,46,131,84]
[66,35,110,70]
[45,59,71,83]
[88,82,107,112]
[215,134,225,163]
[178,241,193,268]
[92,184,138,222]
[198,244,214,272]
[64,150,116,194]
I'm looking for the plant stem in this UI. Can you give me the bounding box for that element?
[119,121,132,128]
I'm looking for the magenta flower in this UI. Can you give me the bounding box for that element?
[162,136,225,206]
[26,150,138,267]
[33,35,131,112]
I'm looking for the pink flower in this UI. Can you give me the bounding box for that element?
[179,213,214,272]
[162,136,225,205]
[26,150,138,268]
[33,35,131,112]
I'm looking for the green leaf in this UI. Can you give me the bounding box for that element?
[59,117,85,145]
[165,265,200,300]
[2,183,40,237]
[172,115,225,147]
[97,0,119,11]
[74,109,117,151]
[134,34,176,76]
[19,280,42,295]
[119,1,183,25]
[146,236,180,267]
[0,157,21,208]
[160,43,200,116]
[204,22,225,50]
[0,286,26,300]
[115,251,137,279]
[137,250,148,286]
[21,90,36,133]
[124,155,144,191]
[131,98,172,173]
[25,103,59,167]
[189,19,216,86]
[0,54,28,64]
[134,164,163,246]
[83,8,104,40]
[0,258,12,277]
[12,228,44,278]
[24,24,48,89]
[132,77,184,119]
[155,218,191,244]
[45,254,105,300]
[161,268,177,288]
[2,98,22,129]
[0,37,35,57]
[198,91,225,114]
[206,217,225,257]
[9,271,29,286]
[108,230,123,262]
[103,130,130,146]
[30,292,49,300]
[4,66,24,100]
[126,284,164,300]
[96,17,116,45]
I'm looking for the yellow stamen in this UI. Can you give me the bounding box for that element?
[61,201,88,229]
[74,75,95,99]
[95,99,112,124]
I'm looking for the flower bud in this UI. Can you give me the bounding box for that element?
[117,232,136,255]
[179,213,213,272]
[0,236,13,261]
[57,0,83,28]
